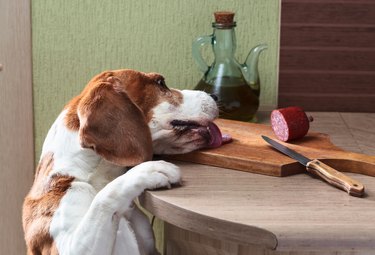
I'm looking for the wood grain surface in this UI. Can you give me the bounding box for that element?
[141,161,375,254]
[164,223,372,255]
[166,118,375,177]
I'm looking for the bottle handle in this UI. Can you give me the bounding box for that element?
[192,35,212,74]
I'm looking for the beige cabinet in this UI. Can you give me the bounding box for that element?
[0,0,34,254]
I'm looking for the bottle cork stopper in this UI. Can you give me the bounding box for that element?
[214,11,235,26]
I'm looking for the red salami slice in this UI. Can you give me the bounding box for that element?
[270,106,313,142]
[206,122,232,148]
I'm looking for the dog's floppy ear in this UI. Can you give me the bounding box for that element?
[77,76,153,166]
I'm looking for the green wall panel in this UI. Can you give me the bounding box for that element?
[32,0,280,159]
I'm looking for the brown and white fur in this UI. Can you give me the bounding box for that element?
[22,69,219,255]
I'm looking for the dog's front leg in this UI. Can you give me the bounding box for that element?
[126,205,161,255]
[51,160,180,255]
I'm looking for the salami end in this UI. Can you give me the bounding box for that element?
[270,106,312,142]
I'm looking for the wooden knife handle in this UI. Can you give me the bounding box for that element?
[306,159,365,197]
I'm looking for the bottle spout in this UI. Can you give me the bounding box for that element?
[242,44,268,94]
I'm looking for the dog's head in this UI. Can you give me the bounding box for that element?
[64,69,219,166]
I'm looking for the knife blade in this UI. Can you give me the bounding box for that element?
[261,135,365,197]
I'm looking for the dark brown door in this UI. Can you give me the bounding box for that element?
[279,0,375,112]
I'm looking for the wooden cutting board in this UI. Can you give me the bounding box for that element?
[166,118,375,177]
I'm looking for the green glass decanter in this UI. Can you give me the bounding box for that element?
[193,11,267,122]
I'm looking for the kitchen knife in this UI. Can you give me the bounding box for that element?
[261,135,365,197]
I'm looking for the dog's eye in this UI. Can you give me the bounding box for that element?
[155,78,169,91]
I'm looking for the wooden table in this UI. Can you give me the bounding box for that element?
[140,112,375,255]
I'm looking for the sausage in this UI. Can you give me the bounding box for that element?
[270,106,313,142]
[207,122,232,148]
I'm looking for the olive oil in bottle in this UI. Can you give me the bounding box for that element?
[195,76,259,122]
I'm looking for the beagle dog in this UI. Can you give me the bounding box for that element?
[22,69,223,255]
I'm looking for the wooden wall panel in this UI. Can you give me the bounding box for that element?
[280,49,375,71]
[281,26,375,48]
[282,1,375,25]
[279,0,375,112]
[279,94,375,112]
[279,72,374,94]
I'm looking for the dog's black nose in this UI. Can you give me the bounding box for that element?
[210,94,218,102]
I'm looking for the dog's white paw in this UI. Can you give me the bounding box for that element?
[127,160,181,190]
[94,161,181,214]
